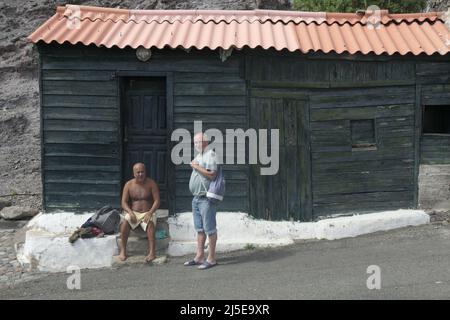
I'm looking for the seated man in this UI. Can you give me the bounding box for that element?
[119,162,160,262]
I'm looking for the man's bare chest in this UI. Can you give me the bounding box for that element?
[129,184,152,201]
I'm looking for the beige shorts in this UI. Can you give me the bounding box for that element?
[123,210,157,231]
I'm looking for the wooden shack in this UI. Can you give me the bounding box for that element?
[28,5,450,221]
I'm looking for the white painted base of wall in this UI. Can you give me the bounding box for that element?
[16,212,119,272]
[168,209,430,256]
[19,229,119,272]
[17,209,429,272]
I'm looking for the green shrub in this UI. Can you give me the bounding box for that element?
[244,243,256,250]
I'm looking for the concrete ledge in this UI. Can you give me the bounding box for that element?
[19,229,118,272]
[17,212,118,272]
[168,209,430,256]
[16,209,430,271]
[17,211,169,273]
[27,210,169,235]
[116,235,170,255]
[314,209,430,240]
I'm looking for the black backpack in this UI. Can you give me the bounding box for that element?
[90,205,120,234]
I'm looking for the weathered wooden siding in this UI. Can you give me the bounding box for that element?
[419,67,450,165]
[416,61,450,211]
[309,87,416,216]
[38,44,449,219]
[416,62,450,86]
[39,44,249,213]
[246,53,419,219]
[172,69,249,212]
[248,94,312,221]
[420,135,450,164]
[41,67,120,211]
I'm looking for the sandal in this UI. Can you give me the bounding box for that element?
[198,261,218,270]
[183,259,204,266]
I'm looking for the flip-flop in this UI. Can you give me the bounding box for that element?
[183,259,203,266]
[198,261,218,270]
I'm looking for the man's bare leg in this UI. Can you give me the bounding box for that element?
[145,222,156,262]
[206,233,217,264]
[119,221,131,261]
[195,231,206,262]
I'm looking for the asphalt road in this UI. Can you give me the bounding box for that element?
[1,222,450,300]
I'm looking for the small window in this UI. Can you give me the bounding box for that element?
[423,105,450,134]
[351,119,376,150]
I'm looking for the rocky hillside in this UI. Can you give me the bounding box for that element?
[427,0,450,11]
[0,0,447,211]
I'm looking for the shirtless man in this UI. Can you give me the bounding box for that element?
[119,163,160,262]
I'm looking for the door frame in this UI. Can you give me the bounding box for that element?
[117,71,175,215]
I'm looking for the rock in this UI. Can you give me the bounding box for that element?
[0,199,12,210]
[0,206,38,220]
[153,255,168,265]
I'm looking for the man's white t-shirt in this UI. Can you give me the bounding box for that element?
[189,148,218,196]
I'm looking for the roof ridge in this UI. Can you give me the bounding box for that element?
[58,4,444,16]
[58,4,444,26]
[54,17,447,28]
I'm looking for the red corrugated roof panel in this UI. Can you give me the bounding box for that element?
[28,5,450,56]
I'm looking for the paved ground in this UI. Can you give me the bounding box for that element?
[1,220,449,300]
[0,228,20,283]
[0,220,46,288]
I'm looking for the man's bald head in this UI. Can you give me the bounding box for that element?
[133,163,146,182]
[194,132,209,142]
[133,163,146,172]
[194,132,209,152]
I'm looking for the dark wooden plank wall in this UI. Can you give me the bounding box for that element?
[39,44,248,213]
[420,135,450,164]
[309,87,416,216]
[248,95,312,221]
[417,62,450,165]
[38,44,449,219]
[172,71,248,212]
[246,54,418,219]
[41,68,120,211]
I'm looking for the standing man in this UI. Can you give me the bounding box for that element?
[184,133,219,270]
[119,163,160,262]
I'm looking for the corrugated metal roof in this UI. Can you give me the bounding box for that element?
[29,5,450,56]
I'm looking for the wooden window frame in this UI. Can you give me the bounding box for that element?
[350,118,378,152]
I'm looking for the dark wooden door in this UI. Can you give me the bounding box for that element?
[249,96,312,221]
[123,78,168,209]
